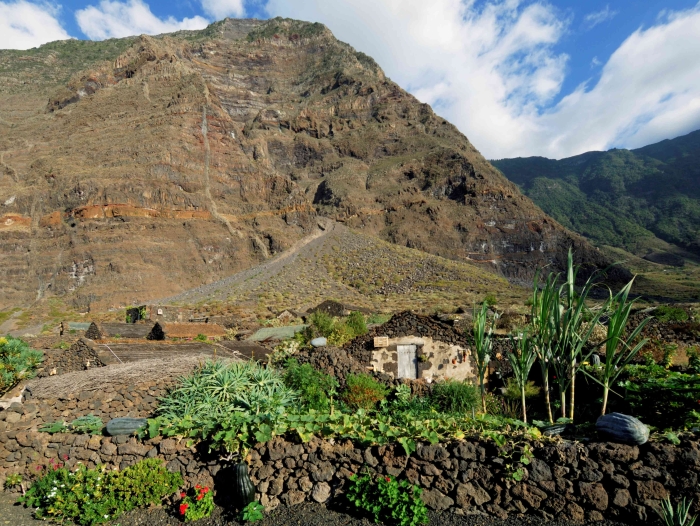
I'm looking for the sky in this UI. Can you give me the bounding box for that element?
[1,0,700,160]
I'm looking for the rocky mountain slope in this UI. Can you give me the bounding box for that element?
[492,130,700,264]
[0,17,620,312]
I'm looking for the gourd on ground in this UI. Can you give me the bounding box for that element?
[596,413,649,445]
[105,417,148,436]
[234,462,255,507]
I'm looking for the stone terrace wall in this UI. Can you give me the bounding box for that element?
[3,390,700,525]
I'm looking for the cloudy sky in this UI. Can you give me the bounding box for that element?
[1,0,699,160]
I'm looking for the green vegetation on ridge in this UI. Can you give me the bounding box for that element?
[492,130,700,257]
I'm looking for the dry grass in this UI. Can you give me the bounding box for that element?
[26,355,234,399]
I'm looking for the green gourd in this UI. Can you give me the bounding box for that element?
[596,413,649,445]
[234,462,255,506]
[105,417,148,436]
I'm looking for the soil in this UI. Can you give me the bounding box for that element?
[0,495,639,526]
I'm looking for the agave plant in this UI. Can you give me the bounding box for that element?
[656,497,697,526]
[157,360,297,427]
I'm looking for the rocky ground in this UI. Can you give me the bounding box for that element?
[0,496,640,526]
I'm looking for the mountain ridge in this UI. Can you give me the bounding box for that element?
[0,17,624,312]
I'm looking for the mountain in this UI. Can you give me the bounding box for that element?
[0,17,622,312]
[492,130,700,263]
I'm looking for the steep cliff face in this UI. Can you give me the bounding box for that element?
[0,18,621,310]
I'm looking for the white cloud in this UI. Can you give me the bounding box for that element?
[263,1,700,160]
[76,0,208,40]
[590,56,602,68]
[0,1,71,49]
[200,0,245,19]
[583,5,617,30]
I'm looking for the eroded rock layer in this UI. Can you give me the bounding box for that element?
[0,18,620,310]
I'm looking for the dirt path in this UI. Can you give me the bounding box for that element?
[158,218,339,305]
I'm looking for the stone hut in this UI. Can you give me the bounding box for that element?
[345,311,477,382]
[147,322,227,341]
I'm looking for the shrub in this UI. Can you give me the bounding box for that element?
[687,346,700,371]
[284,359,338,411]
[309,311,335,337]
[19,458,182,525]
[654,306,689,323]
[342,374,388,410]
[484,293,497,306]
[240,500,265,522]
[503,378,540,400]
[194,334,208,342]
[430,379,479,415]
[346,311,368,337]
[40,414,103,435]
[0,336,43,393]
[346,472,428,526]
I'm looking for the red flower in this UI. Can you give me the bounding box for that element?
[62,454,69,461]
[385,477,391,482]
[195,484,201,489]
[36,465,43,471]
[181,492,186,498]
[197,494,203,501]
[203,487,209,494]
[179,503,188,515]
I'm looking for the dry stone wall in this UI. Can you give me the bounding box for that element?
[2,386,700,524]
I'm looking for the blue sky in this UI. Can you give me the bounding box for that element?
[2,0,700,159]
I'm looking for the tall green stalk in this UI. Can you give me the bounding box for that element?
[530,270,558,423]
[507,331,537,424]
[472,301,495,413]
[550,249,605,422]
[584,278,650,415]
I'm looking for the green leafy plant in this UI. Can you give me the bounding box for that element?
[284,359,338,412]
[483,293,497,306]
[19,458,182,525]
[473,301,496,412]
[506,332,538,423]
[240,500,265,522]
[3,473,22,491]
[178,484,214,522]
[70,414,104,435]
[656,497,697,526]
[502,378,540,401]
[583,278,649,415]
[497,439,534,481]
[346,472,428,526]
[663,343,679,368]
[39,414,103,435]
[654,306,689,323]
[0,336,43,394]
[345,311,368,337]
[687,346,700,371]
[530,270,559,423]
[429,379,479,415]
[39,420,69,434]
[194,334,208,342]
[342,374,388,411]
[309,311,335,338]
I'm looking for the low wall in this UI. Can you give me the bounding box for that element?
[2,381,699,523]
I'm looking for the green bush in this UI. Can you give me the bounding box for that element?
[309,311,335,337]
[503,378,540,400]
[654,306,689,323]
[284,359,338,411]
[19,458,182,525]
[484,294,497,306]
[0,336,43,393]
[346,472,428,526]
[430,380,479,415]
[346,311,368,337]
[342,374,388,411]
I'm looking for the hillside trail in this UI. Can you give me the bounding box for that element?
[156,217,340,305]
